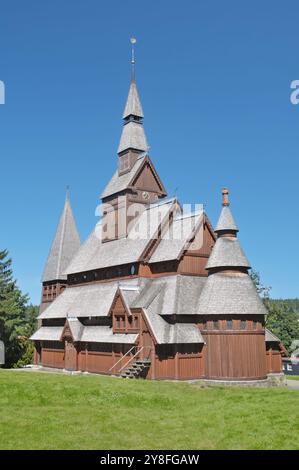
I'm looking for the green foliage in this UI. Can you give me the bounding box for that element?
[265,300,299,353]
[0,250,38,368]
[250,270,299,353]
[0,370,299,450]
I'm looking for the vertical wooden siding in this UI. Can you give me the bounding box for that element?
[41,348,65,369]
[204,332,267,380]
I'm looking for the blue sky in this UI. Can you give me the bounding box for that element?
[0,1,298,304]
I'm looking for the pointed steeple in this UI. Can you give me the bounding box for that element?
[118,39,148,155]
[215,188,238,233]
[206,189,250,271]
[123,80,144,119]
[42,191,81,282]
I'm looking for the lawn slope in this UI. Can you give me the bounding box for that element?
[0,370,298,450]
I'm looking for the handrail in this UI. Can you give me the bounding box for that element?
[108,346,135,372]
[118,346,145,373]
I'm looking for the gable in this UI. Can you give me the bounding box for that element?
[185,218,215,256]
[109,289,131,317]
[60,321,73,341]
[131,158,166,195]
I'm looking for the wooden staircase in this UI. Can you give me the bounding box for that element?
[120,359,151,379]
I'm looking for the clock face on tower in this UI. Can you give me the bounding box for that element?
[142,191,150,200]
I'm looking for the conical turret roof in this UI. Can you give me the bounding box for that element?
[215,206,238,232]
[42,195,81,282]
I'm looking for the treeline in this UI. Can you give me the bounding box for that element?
[251,271,299,353]
[270,299,299,315]
[0,250,38,368]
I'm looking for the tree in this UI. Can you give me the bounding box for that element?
[250,270,299,354]
[0,249,29,367]
[15,304,39,368]
[265,301,299,353]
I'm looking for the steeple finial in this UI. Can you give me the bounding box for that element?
[222,188,230,207]
[66,185,70,202]
[130,37,136,81]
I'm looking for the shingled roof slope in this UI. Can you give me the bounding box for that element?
[215,206,238,232]
[206,237,251,270]
[197,272,268,316]
[42,197,80,282]
[65,198,176,275]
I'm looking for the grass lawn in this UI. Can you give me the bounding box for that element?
[287,375,299,380]
[0,370,298,450]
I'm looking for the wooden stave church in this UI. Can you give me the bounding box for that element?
[31,67,285,381]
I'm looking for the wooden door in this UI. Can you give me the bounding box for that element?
[65,341,77,371]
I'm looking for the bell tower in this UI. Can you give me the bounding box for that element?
[100,38,167,242]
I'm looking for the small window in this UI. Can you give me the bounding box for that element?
[240,320,246,330]
[134,315,139,329]
[130,264,136,275]
[116,317,121,329]
[253,320,257,330]
[213,320,219,330]
[287,364,293,371]
[226,319,233,330]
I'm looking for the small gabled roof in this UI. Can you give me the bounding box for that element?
[215,206,238,232]
[206,237,251,270]
[141,285,204,345]
[149,211,203,264]
[42,196,80,282]
[123,80,144,118]
[61,318,84,342]
[101,154,145,199]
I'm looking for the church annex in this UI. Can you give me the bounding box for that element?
[31,50,284,381]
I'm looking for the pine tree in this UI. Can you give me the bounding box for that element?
[0,249,29,367]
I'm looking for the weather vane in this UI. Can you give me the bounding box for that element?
[130,37,136,80]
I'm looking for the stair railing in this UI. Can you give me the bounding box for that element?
[108,346,136,373]
[118,346,145,373]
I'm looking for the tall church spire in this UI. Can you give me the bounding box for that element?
[118,38,148,156]
[42,191,81,282]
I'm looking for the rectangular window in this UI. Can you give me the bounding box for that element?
[116,317,121,329]
[253,320,257,330]
[226,319,233,330]
[287,364,293,371]
[134,315,139,329]
[213,320,219,330]
[240,320,246,330]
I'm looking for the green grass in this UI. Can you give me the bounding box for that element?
[287,375,299,380]
[0,370,298,450]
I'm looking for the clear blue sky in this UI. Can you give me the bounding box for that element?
[0,1,298,304]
